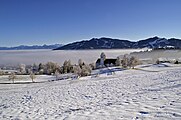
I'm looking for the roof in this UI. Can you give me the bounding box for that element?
[96,58,117,64]
[104,59,117,64]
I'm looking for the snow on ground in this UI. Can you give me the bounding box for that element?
[135,63,181,72]
[0,64,181,120]
[0,75,55,84]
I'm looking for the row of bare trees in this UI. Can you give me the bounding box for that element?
[116,55,140,69]
[26,59,93,75]
[8,72,36,83]
[6,58,94,83]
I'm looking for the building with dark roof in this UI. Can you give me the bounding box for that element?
[96,58,117,68]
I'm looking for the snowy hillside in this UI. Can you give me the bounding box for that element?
[0,64,181,119]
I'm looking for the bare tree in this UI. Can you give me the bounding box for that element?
[89,63,96,70]
[100,52,106,60]
[81,64,92,76]
[115,56,122,66]
[54,70,60,80]
[129,56,140,69]
[99,52,106,67]
[46,62,60,75]
[63,60,68,73]
[19,64,26,74]
[0,70,4,76]
[73,65,82,76]
[30,72,36,82]
[9,72,16,83]
[67,60,73,73]
[63,60,73,73]
[156,59,160,64]
[121,55,129,68]
[32,63,38,73]
[38,63,45,74]
[78,59,84,68]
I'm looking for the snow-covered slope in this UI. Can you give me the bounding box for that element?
[0,65,181,119]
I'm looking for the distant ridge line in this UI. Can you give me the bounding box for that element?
[54,36,181,50]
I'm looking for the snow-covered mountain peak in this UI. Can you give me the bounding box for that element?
[54,37,181,50]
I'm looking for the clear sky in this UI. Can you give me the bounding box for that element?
[0,0,181,46]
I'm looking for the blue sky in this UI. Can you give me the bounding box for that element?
[0,0,181,46]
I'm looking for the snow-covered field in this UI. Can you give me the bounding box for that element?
[0,63,181,120]
[0,49,142,66]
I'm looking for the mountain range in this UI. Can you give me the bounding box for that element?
[0,44,63,50]
[54,36,181,50]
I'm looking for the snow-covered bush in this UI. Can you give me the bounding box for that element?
[38,63,45,74]
[81,64,92,76]
[128,56,140,69]
[30,72,36,82]
[8,72,16,83]
[78,59,84,68]
[89,63,96,70]
[100,52,106,67]
[62,60,73,73]
[54,70,60,80]
[32,63,39,73]
[45,62,60,74]
[121,55,140,68]
[115,56,122,66]
[73,59,92,77]
[156,59,160,64]
[19,64,26,74]
[73,65,82,76]
[121,55,129,68]
[0,71,4,76]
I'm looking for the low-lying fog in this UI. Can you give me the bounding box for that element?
[0,49,142,66]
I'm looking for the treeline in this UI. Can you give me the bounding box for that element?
[115,55,141,69]
[17,59,95,77]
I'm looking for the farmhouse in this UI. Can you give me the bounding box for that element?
[96,58,117,68]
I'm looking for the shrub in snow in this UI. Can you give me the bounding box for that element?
[38,63,45,74]
[81,64,92,76]
[121,55,140,68]
[89,63,96,70]
[115,56,122,66]
[32,63,39,73]
[19,64,26,74]
[128,56,140,69]
[30,72,36,82]
[45,62,60,75]
[54,70,60,80]
[0,71,4,76]
[26,68,32,75]
[100,52,106,67]
[156,59,160,64]
[100,52,106,60]
[73,64,92,77]
[63,60,73,73]
[121,55,129,68]
[78,59,84,69]
[73,65,82,76]
[8,72,16,83]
